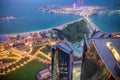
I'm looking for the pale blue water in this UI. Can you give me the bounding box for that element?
[72,42,81,53]
[0,0,120,34]
[91,13,120,33]
[0,0,79,34]
[86,0,120,33]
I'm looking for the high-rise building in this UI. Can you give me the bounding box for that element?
[51,41,73,80]
[81,31,120,80]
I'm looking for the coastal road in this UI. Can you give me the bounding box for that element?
[83,16,99,31]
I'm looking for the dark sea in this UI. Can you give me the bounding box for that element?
[0,0,120,34]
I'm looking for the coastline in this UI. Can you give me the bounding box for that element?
[0,18,83,37]
[0,5,110,36]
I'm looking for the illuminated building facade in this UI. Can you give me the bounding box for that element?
[52,41,73,80]
[81,34,120,80]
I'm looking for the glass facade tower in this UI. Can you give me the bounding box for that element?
[52,41,73,80]
[81,36,120,80]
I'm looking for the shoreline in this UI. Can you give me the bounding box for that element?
[0,5,106,37]
[0,18,83,37]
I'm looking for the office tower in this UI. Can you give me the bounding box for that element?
[52,41,73,80]
[81,32,120,80]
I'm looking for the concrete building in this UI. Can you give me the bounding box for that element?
[51,40,73,80]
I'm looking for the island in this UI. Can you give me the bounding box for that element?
[36,5,106,16]
[0,16,16,22]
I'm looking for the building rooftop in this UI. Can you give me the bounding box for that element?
[57,40,73,54]
[91,30,106,38]
[85,30,111,47]
[92,38,120,79]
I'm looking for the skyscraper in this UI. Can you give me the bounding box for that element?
[51,40,73,80]
[78,0,84,8]
[81,32,120,80]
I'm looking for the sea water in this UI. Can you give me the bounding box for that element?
[0,0,120,34]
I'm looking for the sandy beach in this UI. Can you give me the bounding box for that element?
[0,18,83,37]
